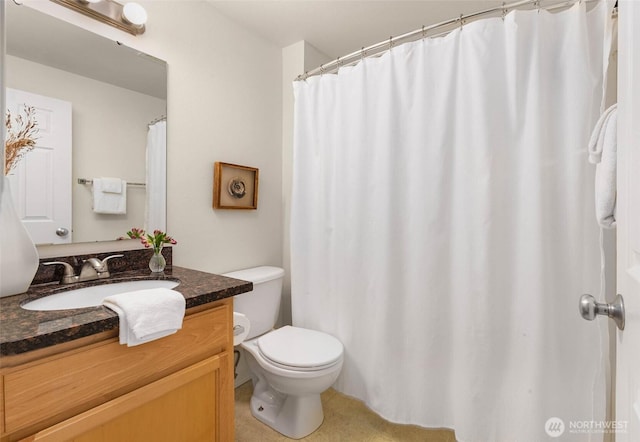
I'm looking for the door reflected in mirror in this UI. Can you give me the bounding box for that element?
[5,2,167,245]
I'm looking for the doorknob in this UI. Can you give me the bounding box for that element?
[56,227,69,237]
[579,294,625,331]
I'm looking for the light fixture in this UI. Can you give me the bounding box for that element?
[122,2,147,29]
[50,0,147,35]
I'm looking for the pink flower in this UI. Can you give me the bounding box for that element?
[125,228,177,253]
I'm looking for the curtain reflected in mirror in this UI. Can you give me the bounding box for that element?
[146,119,167,234]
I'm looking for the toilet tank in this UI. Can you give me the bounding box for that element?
[223,266,285,340]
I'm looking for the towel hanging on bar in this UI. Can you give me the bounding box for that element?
[92,177,127,214]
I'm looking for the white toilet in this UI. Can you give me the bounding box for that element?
[224,266,344,439]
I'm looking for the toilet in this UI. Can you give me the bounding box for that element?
[224,266,343,439]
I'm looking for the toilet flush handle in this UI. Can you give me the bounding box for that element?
[234,325,246,336]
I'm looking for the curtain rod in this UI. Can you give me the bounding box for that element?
[148,115,166,126]
[296,0,614,81]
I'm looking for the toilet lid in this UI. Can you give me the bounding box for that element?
[258,326,343,369]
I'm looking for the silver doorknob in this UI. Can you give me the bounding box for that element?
[579,294,625,331]
[56,227,69,237]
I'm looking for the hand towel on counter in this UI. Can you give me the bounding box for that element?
[102,288,186,347]
[92,177,127,214]
[588,104,617,229]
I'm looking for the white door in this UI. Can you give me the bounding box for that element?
[615,1,640,441]
[6,88,72,245]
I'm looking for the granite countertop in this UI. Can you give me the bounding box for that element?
[0,266,252,356]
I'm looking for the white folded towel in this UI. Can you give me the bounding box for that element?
[588,104,617,164]
[100,177,123,193]
[588,104,617,229]
[93,178,127,214]
[103,288,186,347]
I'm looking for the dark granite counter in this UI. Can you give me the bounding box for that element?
[0,266,252,356]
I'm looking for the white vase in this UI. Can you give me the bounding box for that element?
[0,176,39,297]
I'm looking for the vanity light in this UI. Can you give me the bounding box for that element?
[122,2,147,28]
[50,0,147,35]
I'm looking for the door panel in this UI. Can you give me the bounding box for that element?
[28,356,221,442]
[6,88,72,245]
[615,2,640,441]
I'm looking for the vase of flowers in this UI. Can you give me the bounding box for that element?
[148,249,166,273]
[126,228,177,273]
[1,105,40,298]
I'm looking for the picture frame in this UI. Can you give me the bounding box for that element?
[213,162,259,210]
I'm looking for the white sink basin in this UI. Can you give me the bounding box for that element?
[22,280,180,311]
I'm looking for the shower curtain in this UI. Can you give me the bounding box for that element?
[291,2,612,441]
[146,120,167,232]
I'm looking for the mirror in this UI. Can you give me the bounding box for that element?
[5,3,167,245]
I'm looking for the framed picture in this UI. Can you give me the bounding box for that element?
[213,162,259,210]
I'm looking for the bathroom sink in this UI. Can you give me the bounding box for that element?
[21,280,180,311]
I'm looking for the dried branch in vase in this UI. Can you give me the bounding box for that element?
[5,106,39,175]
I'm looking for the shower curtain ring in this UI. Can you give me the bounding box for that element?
[502,2,507,20]
[389,36,394,50]
[361,47,366,60]
[422,25,426,39]
[459,14,464,30]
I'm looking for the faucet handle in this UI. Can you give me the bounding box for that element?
[43,261,78,284]
[102,254,124,264]
[97,254,124,277]
[101,254,123,269]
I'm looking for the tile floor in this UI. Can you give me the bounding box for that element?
[235,381,456,441]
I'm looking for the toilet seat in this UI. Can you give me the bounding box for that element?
[257,326,343,372]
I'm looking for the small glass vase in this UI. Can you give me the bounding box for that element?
[148,248,166,273]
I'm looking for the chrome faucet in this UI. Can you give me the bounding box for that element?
[43,254,124,284]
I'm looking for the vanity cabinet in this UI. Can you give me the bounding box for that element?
[0,299,234,442]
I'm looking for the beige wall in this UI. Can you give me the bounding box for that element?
[6,55,165,243]
[27,0,284,274]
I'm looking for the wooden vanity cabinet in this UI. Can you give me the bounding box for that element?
[0,299,234,442]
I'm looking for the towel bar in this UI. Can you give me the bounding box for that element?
[78,178,146,187]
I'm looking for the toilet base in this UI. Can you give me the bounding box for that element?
[250,384,324,439]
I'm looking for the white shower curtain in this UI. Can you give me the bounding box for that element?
[146,120,167,233]
[291,3,612,442]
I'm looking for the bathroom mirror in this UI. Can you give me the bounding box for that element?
[5,2,167,245]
